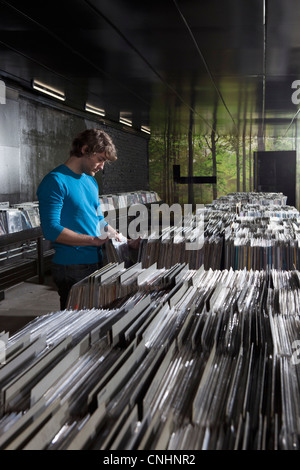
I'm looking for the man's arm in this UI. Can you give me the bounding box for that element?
[38,175,111,247]
[55,227,109,246]
[55,224,124,246]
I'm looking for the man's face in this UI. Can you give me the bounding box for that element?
[82,150,107,176]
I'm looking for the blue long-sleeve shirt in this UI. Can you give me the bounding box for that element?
[37,164,107,265]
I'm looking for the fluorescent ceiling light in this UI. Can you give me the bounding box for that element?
[119,117,132,127]
[141,125,151,134]
[32,80,65,101]
[119,112,132,127]
[85,103,105,116]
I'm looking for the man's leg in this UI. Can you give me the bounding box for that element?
[51,263,101,310]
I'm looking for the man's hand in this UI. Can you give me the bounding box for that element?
[103,224,125,242]
[114,232,123,242]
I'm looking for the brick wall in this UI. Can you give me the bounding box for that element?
[99,125,149,194]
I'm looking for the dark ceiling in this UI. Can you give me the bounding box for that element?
[0,0,300,139]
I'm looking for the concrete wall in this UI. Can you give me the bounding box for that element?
[0,86,149,204]
[0,88,21,204]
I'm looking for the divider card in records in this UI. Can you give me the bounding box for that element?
[111,294,150,346]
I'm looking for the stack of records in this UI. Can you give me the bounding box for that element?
[99,191,161,212]
[67,262,188,310]
[0,209,31,233]
[1,265,300,449]
[104,192,299,273]
[0,203,41,235]
[13,203,40,228]
[105,234,134,269]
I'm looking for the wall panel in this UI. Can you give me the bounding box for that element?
[0,86,149,205]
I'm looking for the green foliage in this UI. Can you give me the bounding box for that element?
[149,132,248,204]
[149,132,297,205]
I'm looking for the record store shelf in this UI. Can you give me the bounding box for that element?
[0,191,160,296]
[109,191,300,273]
[2,192,300,450]
[0,227,53,293]
[1,263,300,450]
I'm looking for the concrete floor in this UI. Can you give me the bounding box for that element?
[0,274,60,335]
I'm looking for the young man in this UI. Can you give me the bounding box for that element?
[37,128,122,310]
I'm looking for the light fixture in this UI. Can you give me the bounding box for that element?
[85,103,105,117]
[141,125,151,134]
[119,112,132,127]
[32,80,65,101]
[119,117,132,127]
